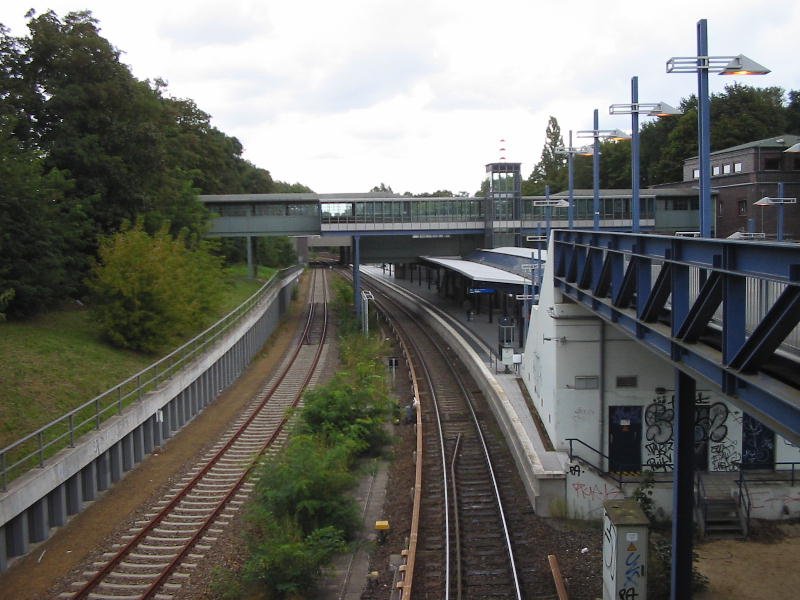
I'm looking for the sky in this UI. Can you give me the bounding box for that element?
[3,1,799,195]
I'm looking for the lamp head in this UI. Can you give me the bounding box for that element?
[606,129,631,142]
[720,54,771,76]
[648,102,683,117]
[754,197,774,206]
[785,142,800,153]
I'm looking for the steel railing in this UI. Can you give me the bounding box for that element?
[1,266,300,491]
[735,471,753,537]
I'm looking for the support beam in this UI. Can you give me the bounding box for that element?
[671,369,696,599]
[353,235,362,320]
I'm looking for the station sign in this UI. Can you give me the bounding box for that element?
[468,288,495,295]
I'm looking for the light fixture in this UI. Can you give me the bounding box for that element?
[610,77,683,233]
[785,142,800,153]
[666,19,769,238]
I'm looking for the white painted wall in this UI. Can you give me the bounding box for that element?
[520,237,758,477]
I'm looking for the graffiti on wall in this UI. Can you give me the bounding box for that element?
[644,393,674,472]
[643,392,741,472]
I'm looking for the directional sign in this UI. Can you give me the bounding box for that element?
[515,294,534,300]
[468,288,495,294]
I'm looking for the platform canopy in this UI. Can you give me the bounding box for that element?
[421,256,528,285]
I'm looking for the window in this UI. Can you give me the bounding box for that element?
[616,376,638,388]
[574,375,599,390]
[738,200,748,216]
[692,168,700,179]
[734,162,743,173]
[723,164,732,174]
[713,165,721,176]
[764,157,780,170]
[792,157,800,171]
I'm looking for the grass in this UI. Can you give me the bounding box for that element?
[0,265,276,452]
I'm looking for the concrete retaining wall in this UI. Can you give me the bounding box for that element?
[0,270,300,571]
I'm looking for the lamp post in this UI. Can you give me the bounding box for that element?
[754,185,796,241]
[555,131,580,229]
[666,19,770,237]
[533,196,570,240]
[610,76,681,233]
[578,109,629,231]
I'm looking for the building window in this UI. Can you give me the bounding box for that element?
[574,376,599,390]
[764,157,781,170]
[692,168,700,179]
[734,162,743,173]
[723,164,732,174]
[712,165,721,176]
[792,157,800,171]
[738,200,748,216]
[616,376,638,388]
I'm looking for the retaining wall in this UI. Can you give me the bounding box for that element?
[0,269,300,571]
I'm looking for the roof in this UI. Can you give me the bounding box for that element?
[709,134,800,156]
[485,246,548,261]
[420,256,528,285]
[548,188,702,198]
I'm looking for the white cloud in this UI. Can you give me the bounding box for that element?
[3,0,799,194]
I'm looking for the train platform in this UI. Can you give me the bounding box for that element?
[361,265,568,475]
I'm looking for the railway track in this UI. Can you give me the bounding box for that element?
[363,273,555,599]
[63,266,330,600]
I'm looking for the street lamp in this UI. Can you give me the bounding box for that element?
[754,186,796,241]
[578,109,630,231]
[666,19,770,237]
[555,131,580,229]
[610,76,682,233]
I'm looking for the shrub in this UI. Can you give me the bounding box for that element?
[89,222,224,352]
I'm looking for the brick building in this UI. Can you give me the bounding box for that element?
[679,134,800,239]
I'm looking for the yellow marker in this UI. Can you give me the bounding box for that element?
[375,520,390,531]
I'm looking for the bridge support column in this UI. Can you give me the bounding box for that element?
[353,235,361,320]
[671,368,696,600]
[28,497,49,542]
[246,235,256,279]
[48,483,67,527]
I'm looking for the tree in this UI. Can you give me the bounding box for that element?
[523,116,567,195]
[0,118,75,318]
[89,223,224,352]
[787,90,800,134]
[370,183,393,193]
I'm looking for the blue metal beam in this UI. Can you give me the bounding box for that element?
[553,229,800,445]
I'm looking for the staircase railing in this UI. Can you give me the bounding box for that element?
[694,471,708,538]
[736,470,753,538]
[565,438,672,487]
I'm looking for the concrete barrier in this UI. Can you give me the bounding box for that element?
[0,269,300,571]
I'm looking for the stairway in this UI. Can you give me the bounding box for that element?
[703,497,745,538]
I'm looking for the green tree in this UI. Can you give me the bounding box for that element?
[787,90,800,134]
[89,223,224,352]
[243,517,345,599]
[0,118,75,317]
[523,116,567,195]
[253,434,360,537]
[370,183,393,193]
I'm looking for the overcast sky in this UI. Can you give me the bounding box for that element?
[3,1,799,194]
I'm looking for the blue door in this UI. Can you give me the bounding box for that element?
[609,406,643,473]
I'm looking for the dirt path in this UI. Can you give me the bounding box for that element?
[695,523,800,599]
[0,273,310,600]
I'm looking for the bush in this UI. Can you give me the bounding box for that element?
[243,518,345,599]
[89,222,224,352]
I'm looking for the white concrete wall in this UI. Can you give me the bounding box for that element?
[520,238,755,478]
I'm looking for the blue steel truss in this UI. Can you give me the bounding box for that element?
[552,230,800,445]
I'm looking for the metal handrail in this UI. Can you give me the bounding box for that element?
[736,471,752,538]
[565,437,674,487]
[694,471,708,538]
[740,461,800,486]
[1,266,300,491]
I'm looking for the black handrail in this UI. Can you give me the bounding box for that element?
[736,470,752,538]
[565,437,673,487]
